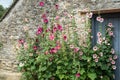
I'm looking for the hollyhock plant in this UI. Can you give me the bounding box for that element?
[17,1,117,80]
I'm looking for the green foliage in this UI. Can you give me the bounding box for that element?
[0,5,6,18]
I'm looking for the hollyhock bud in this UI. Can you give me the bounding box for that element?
[39,1,44,7]
[75,73,80,78]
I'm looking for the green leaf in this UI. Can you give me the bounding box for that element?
[87,72,97,80]
[80,68,85,75]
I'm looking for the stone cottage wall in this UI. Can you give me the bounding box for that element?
[0,0,120,80]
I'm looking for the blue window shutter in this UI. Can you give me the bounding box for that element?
[92,13,120,80]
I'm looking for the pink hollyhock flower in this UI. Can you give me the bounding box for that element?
[97,32,102,37]
[74,47,80,53]
[70,45,74,49]
[94,58,98,62]
[44,51,49,55]
[55,4,59,10]
[86,12,93,18]
[46,28,51,32]
[55,16,60,20]
[112,65,117,70]
[24,42,28,49]
[53,27,57,33]
[93,46,98,51]
[111,60,115,64]
[49,34,55,41]
[96,16,104,23]
[93,54,97,59]
[111,48,115,54]
[63,35,67,41]
[108,23,113,27]
[75,73,80,78]
[113,55,118,60]
[109,57,113,61]
[55,45,61,50]
[96,16,101,21]
[109,31,114,36]
[97,38,103,44]
[36,27,43,35]
[50,48,57,54]
[107,28,111,31]
[43,18,48,24]
[41,13,47,19]
[18,39,25,44]
[33,46,37,51]
[39,1,44,7]
[80,51,83,56]
[99,52,103,57]
[57,24,63,31]
[99,18,104,23]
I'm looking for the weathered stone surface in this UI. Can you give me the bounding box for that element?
[0,0,120,79]
[0,70,21,80]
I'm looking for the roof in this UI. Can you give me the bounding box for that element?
[0,0,19,22]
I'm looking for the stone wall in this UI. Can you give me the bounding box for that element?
[0,0,120,80]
